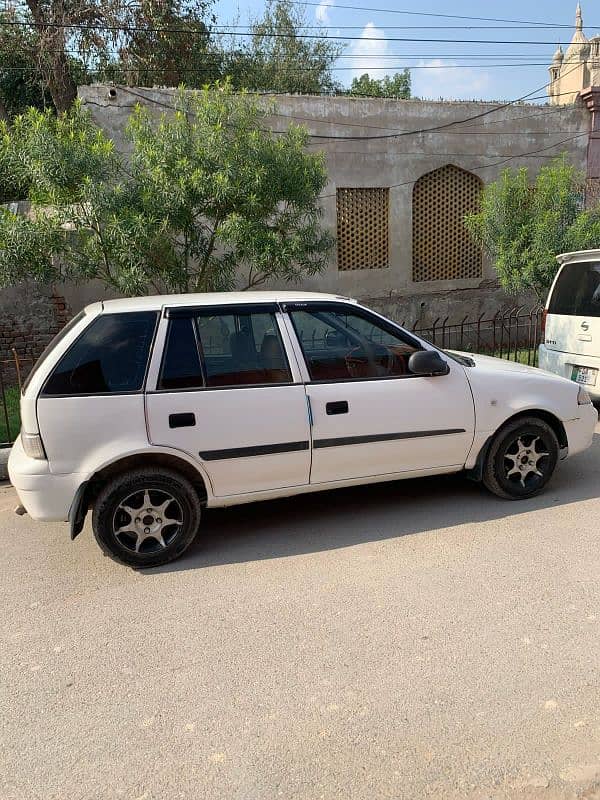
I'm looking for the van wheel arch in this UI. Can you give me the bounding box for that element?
[71,453,208,539]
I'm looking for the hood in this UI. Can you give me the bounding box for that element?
[449,350,564,380]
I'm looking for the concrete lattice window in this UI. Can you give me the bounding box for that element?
[336,187,389,271]
[412,165,483,282]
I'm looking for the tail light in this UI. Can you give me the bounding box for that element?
[541,308,548,338]
[21,430,47,460]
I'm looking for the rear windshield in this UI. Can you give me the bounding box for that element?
[42,311,158,396]
[22,310,87,394]
[549,261,600,317]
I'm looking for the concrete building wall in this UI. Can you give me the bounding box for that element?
[0,87,591,367]
[76,85,589,324]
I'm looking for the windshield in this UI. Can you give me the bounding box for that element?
[549,261,600,317]
[22,310,87,394]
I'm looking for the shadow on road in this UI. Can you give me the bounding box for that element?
[147,433,600,575]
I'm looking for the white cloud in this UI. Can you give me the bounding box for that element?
[411,59,492,101]
[346,22,392,83]
[315,0,335,24]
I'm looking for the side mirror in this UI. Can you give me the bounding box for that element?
[408,350,450,376]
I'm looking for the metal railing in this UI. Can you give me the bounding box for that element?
[0,351,34,448]
[404,306,544,366]
[0,306,544,448]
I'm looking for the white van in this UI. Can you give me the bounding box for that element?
[539,250,600,401]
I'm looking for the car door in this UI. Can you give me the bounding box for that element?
[284,302,475,485]
[146,304,311,497]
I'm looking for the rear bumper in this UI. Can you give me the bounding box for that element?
[539,345,600,401]
[8,437,83,522]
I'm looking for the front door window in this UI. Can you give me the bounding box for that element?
[289,306,420,381]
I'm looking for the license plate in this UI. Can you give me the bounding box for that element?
[571,366,598,386]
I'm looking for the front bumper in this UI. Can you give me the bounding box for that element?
[8,437,84,522]
[564,403,598,457]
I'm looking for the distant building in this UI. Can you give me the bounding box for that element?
[548,3,600,104]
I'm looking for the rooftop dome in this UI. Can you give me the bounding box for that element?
[566,2,590,58]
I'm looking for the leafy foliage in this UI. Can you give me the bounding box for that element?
[349,71,411,99]
[109,0,220,88]
[0,87,333,295]
[225,0,342,94]
[464,157,600,299]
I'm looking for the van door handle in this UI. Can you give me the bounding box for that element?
[169,412,196,428]
[326,401,349,415]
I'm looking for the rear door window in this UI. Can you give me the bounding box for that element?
[196,310,292,387]
[43,312,158,396]
[549,261,600,317]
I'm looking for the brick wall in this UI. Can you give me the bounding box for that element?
[0,289,72,368]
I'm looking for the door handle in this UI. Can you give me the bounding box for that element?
[326,401,349,415]
[169,412,196,428]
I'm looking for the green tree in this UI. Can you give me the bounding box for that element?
[464,157,600,299]
[0,10,51,120]
[225,0,342,94]
[114,0,219,88]
[349,71,411,99]
[0,86,333,294]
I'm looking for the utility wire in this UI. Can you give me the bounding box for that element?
[287,2,590,28]
[316,132,589,198]
[112,66,581,144]
[0,18,591,45]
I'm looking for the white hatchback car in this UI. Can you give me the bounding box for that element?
[9,292,598,567]
[539,250,600,401]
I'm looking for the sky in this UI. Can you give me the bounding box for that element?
[210,0,599,101]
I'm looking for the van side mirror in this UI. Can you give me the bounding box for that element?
[408,350,450,376]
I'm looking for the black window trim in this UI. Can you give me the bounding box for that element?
[155,304,295,392]
[283,300,427,385]
[41,310,160,399]
[157,316,206,392]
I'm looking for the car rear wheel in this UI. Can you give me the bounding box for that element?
[482,417,559,500]
[92,468,201,568]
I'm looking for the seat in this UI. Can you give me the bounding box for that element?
[230,331,259,369]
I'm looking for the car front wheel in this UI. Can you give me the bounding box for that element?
[482,417,560,500]
[92,468,202,568]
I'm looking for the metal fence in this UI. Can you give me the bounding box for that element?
[0,351,34,448]
[0,306,544,449]
[404,306,544,366]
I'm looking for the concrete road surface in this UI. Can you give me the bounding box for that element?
[1,423,600,800]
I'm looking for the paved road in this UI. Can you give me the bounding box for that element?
[1,424,600,800]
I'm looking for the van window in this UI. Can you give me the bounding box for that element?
[43,312,158,396]
[549,261,600,317]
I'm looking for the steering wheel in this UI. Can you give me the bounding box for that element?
[345,344,401,378]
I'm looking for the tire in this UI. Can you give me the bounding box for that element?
[482,416,559,500]
[92,467,202,568]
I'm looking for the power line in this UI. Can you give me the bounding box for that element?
[0,18,590,45]
[0,0,585,27]
[0,62,563,73]
[287,2,586,28]
[316,132,589,198]
[112,67,580,144]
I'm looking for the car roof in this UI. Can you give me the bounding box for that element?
[556,249,600,264]
[94,291,356,313]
